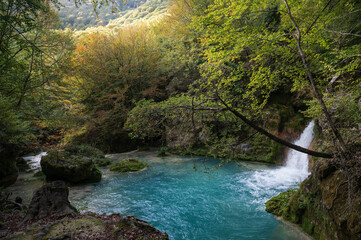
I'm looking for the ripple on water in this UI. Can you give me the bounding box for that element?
[71,156,308,240]
[72,122,316,240]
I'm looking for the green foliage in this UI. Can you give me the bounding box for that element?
[0,0,74,149]
[57,0,170,30]
[62,144,111,167]
[2,0,360,162]
[109,159,148,172]
[157,147,169,157]
[187,0,361,153]
[303,88,361,145]
[126,94,288,163]
[56,26,167,150]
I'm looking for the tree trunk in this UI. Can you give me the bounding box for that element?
[283,0,348,153]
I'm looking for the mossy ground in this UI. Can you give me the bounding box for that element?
[63,144,112,167]
[265,190,297,217]
[110,159,148,172]
[45,217,105,239]
[6,213,169,240]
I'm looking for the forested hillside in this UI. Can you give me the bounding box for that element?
[2,0,360,161]
[57,0,170,30]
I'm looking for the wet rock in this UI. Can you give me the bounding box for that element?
[23,181,77,222]
[267,158,361,240]
[41,149,102,183]
[0,144,18,187]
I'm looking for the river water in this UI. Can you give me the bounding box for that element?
[70,121,315,240]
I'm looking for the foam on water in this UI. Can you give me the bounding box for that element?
[237,121,314,207]
[72,122,315,239]
[23,152,47,171]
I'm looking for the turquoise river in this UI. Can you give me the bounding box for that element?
[71,122,315,240]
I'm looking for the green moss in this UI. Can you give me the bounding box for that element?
[41,149,102,183]
[301,217,313,234]
[87,168,102,182]
[33,171,44,178]
[157,147,170,157]
[110,159,148,172]
[94,157,112,167]
[44,217,105,239]
[265,190,297,217]
[170,147,209,157]
[63,144,105,158]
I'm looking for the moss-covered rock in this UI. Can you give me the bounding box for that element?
[110,159,148,172]
[63,144,104,158]
[94,157,112,167]
[266,158,361,240]
[63,144,112,167]
[45,216,105,239]
[265,190,296,217]
[7,213,169,240]
[157,147,170,157]
[41,149,102,183]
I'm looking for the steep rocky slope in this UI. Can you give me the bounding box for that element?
[266,148,361,240]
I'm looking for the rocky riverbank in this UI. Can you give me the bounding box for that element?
[1,181,169,240]
[266,149,361,240]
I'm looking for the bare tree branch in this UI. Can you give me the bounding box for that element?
[283,0,348,153]
[216,92,333,158]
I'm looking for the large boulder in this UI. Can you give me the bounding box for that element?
[41,149,102,183]
[0,144,18,187]
[23,181,77,222]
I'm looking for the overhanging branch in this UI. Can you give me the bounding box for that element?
[216,93,333,158]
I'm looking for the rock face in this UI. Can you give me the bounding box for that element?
[23,181,77,222]
[0,144,18,187]
[266,158,361,240]
[41,149,102,183]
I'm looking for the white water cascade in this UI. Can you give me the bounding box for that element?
[237,121,315,207]
[23,152,47,171]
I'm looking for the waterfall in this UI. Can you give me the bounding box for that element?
[237,121,315,207]
[284,120,315,176]
[23,152,47,171]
